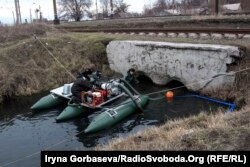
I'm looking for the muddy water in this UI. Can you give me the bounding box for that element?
[0,79,226,167]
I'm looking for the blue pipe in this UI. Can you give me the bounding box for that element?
[175,94,236,112]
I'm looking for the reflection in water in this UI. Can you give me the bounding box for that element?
[0,78,226,167]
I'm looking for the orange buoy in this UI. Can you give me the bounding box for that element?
[165,91,174,102]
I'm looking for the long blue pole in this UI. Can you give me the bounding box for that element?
[175,94,236,112]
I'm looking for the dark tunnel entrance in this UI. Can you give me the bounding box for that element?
[165,80,188,95]
[165,80,185,88]
[134,73,189,96]
[137,75,153,84]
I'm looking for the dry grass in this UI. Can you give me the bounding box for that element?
[0,23,48,44]
[0,27,116,102]
[191,14,250,21]
[96,108,250,150]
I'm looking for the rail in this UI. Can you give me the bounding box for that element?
[56,27,250,34]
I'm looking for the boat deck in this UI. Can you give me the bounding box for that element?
[50,83,73,99]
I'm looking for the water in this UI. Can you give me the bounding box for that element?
[0,80,226,167]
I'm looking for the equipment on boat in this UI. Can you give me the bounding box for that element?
[31,74,148,133]
[56,78,148,122]
[81,89,108,107]
[62,84,72,95]
[55,89,109,122]
[30,71,101,111]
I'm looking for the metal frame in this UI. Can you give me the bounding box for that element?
[105,108,118,118]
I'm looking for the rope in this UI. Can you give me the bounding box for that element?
[34,35,76,80]
[143,67,250,96]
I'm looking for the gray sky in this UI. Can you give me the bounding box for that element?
[0,0,149,25]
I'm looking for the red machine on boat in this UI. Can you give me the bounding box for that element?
[81,89,108,107]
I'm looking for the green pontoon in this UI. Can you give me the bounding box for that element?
[30,83,73,111]
[84,95,149,133]
[55,102,87,122]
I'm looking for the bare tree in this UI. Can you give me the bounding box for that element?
[113,0,130,14]
[154,0,167,13]
[59,0,92,21]
[99,0,109,17]
[143,0,173,16]
[142,0,160,16]
[242,0,250,11]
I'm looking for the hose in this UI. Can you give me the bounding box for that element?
[120,78,165,101]
[148,96,165,101]
[120,78,141,95]
[118,84,145,113]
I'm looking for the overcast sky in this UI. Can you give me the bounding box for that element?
[0,0,150,25]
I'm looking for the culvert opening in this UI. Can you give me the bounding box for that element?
[133,74,160,95]
[165,80,188,94]
[137,75,153,84]
[166,80,185,88]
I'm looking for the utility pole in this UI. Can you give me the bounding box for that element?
[30,8,32,23]
[183,0,186,14]
[35,8,39,22]
[12,11,16,25]
[96,0,98,19]
[39,5,43,20]
[110,0,113,18]
[172,0,175,14]
[215,0,219,15]
[14,0,21,24]
[53,0,60,24]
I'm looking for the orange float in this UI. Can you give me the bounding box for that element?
[165,91,174,102]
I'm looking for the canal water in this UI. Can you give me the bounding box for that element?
[0,78,227,167]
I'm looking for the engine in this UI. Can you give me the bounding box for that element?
[101,79,121,96]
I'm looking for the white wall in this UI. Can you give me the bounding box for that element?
[107,41,243,92]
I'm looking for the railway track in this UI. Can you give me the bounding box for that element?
[57,27,250,35]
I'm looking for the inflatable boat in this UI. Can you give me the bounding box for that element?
[56,79,148,122]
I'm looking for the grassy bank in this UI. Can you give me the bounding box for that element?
[0,24,249,150]
[96,108,250,150]
[0,24,116,103]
